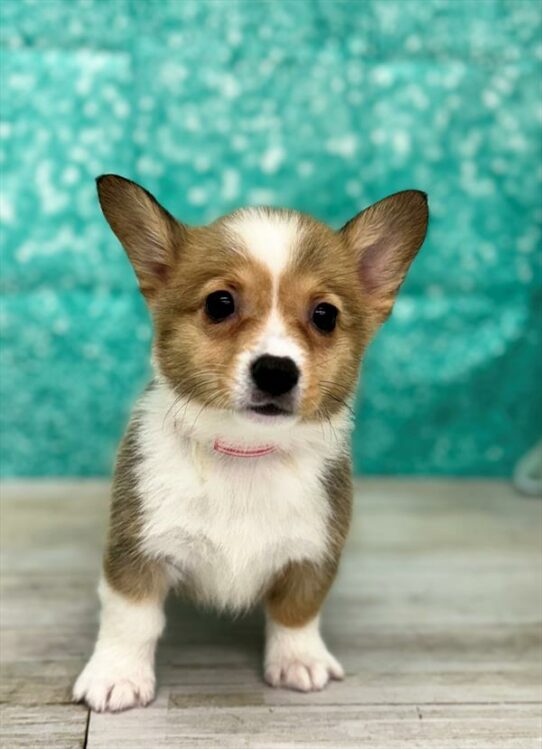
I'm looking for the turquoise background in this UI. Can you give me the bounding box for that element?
[1,0,541,477]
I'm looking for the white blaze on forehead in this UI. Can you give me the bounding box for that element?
[225,207,301,280]
[224,209,306,403]
[223,208,304,404]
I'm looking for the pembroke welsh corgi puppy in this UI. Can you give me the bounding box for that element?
[74,175,428,712]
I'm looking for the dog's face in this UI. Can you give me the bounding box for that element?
[97,176,428,433]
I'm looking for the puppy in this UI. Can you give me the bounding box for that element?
[74,176,428,712]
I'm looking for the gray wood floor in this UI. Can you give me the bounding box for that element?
[1,479,541,748]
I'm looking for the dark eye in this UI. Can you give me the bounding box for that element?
[312,302,338,333]
[205,290,235,322]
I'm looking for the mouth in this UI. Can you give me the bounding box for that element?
[248,403,291,417]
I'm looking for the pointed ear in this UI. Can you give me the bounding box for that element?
[96,174,185,301]
[340,190,429,325]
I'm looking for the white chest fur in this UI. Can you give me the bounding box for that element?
[133,384,348,612]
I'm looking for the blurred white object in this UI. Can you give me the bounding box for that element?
[513,440,542,497]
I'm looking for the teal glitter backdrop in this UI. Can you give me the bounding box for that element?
[1,0,541,477]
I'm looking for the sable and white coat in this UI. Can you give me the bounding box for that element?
[74,176,428,712]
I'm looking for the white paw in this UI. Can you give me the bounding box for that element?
[264,619,344,692]
[73,653,156,712]
[265,650,344,691]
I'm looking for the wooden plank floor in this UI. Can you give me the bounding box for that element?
[1,479,541,748]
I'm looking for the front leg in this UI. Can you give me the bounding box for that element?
[264,455,352,692]
[264,560,344,692]
[74,421,169,712]
[73,556,168,712]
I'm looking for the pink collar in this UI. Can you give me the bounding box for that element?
[213,438,276,458]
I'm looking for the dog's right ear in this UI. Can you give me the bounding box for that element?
[96,175,186,301]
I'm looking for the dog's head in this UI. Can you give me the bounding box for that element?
[97,175,428,439]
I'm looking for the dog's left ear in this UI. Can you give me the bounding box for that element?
[340,190,428,325]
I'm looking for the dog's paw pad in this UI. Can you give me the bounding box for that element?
[73,655,155,712]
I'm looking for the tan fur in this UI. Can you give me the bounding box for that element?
[103,408,167,603]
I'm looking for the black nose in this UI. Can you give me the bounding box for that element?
[251,355,300,397]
